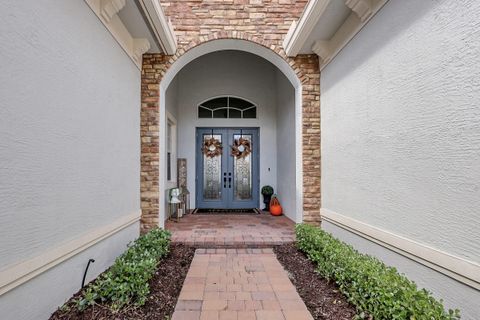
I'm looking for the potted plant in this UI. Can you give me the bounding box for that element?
[261,185,274,211]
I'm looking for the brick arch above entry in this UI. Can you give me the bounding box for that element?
[145,31,310,86]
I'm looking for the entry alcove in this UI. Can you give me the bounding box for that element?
[161,46,301,224]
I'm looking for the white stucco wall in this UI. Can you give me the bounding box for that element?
[164,77,179,215]
[0,0,140,318]
[166,76,179,119]
[321,0,480,317]
[169,50,280,209]
[275,70,297,221]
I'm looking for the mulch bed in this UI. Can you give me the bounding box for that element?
[50,244,195,320]
[274,243,358,320]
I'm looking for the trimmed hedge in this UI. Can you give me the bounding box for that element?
[296,224,460,320]
[76,228,171,311]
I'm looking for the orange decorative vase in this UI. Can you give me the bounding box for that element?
[269,196,283,216]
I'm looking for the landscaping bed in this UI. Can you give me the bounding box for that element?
[274,243,357,320]
[295,224,460,320]
[50,225,460,320]
[50,243,195,320]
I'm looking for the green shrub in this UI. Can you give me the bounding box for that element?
[296,224,460,320]
[76,228,171,311]
[261,185,274,195]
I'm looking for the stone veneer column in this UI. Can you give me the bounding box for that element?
[141,55,165,233]
[295,55,321,224]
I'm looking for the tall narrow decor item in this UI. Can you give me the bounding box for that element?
[177,158,187,188]
[177,158,190,214]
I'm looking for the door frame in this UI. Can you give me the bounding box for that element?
[195,127,260,209]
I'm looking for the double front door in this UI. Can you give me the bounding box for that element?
[196,128,259,209]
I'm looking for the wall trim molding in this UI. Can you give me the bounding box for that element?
[138,0,177,55]
[321,208,480,290]
[0,210,141,296]
[283,0,331,58]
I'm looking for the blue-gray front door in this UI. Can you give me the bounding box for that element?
[196,128,259,209]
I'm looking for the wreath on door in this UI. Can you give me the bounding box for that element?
[231,137,251,159]
[202,136,223,158]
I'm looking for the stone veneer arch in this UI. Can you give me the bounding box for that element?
[141,31,321,233]
[150,31,307,82]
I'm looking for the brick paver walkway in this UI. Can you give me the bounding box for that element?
[166,214,295,248]
[172,249,313,320]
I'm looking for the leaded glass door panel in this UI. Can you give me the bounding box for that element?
[196,128,259,209]
[227,128,259,209]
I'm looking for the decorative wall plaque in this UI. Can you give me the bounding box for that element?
[177,158,187,188]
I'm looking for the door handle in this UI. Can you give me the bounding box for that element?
[224,176,227,188]
[228,177,232,188]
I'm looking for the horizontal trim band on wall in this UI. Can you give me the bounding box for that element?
[321,208,480,290]
[0,210,141,296]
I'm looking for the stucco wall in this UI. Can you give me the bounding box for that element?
[320,0,480,317]
[275,70,297,221]
[0,0,140,317]
[321,0,480,264]
[170,50,280,209]
[166,76,179,119]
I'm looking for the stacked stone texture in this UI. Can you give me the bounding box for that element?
[141,0,320,233]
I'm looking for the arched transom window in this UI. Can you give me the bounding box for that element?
[198,96,257,119]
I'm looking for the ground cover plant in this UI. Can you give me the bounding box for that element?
[296,224,461,320]
[50,242,194,320]
[76,228,171,311]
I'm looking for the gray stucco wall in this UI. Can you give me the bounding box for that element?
[0,0,140,266]
[0,0,141,317]
[320,0,480,318]
[321,0,480,265]
[166,76,179,119]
